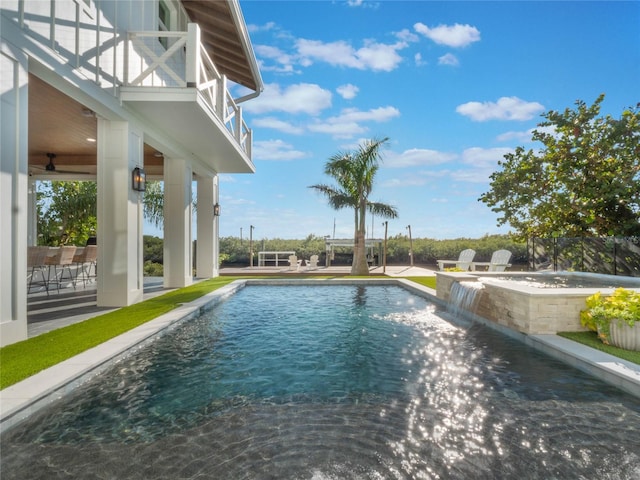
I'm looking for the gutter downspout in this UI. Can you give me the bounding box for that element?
[228,0,264,100]
[235,89,261,104]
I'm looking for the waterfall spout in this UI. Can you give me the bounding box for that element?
[448,281,484,317]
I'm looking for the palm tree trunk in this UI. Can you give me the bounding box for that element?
[351,202,369,275]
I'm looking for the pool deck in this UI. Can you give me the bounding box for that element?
[2,269,639,433]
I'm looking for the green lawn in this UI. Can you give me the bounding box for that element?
[558,331,640,365]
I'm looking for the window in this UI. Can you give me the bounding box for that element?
[158,1,170,49]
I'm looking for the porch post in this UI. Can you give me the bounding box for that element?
[195,174,217,278]
[163,157,193,288]
[0,46,29,346]
[96,119,144,306]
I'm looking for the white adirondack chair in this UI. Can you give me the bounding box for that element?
[487,249,512,272]
[307,255,319,269]
[436,249,476,271]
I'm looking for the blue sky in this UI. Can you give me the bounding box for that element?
[178,1,640,241]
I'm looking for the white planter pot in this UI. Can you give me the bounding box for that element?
[609,321,640,351]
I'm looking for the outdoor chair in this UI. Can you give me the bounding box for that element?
[44,246,77,293]
[307,255,319,269]
[73,245,97,287]
[27,246,52,294]
[436,249,476,271]
[487,249,512,271]
[288,254,300,271]
[471,249,513,272]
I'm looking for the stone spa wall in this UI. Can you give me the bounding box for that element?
[435,272,633,335]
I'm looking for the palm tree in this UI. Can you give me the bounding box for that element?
[309,137,398,275]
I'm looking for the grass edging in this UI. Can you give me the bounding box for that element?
[558,331,640,365]
[0,277,239,390]
[404,276,437,290]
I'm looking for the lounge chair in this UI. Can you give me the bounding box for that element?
[288,254,299,271]
[471,249,512,272]
[436,249,476,271]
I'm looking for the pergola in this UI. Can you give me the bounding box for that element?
[324,238,384,267]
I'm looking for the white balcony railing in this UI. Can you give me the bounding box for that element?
[123,24,252,160]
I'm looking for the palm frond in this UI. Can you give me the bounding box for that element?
[368,201,399,219]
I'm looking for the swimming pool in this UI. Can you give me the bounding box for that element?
[2,284,640,478]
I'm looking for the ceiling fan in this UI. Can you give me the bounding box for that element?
[31,153,86,175]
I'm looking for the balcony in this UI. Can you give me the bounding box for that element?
[120,24,254,174]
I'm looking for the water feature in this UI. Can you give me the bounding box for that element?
[437,271,640,335]
[2,284,640,479]
[447,280,484,317]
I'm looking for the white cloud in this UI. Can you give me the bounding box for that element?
[295,38,406,72]
[244,83,332,115]
[308,106,400,139]
[497,125,557,142]
[253,139,308,161]
[336,84,359,100]
[447,147,512,183]
[438,53,459,66]
[395,28,419,43]
[461,147,512,167]
[308,121,367,139]
[330,106,400,123]
[247,22,276,34]
[252,117,305,135]
[414,52,427,66]
[386,148,456,168]
[254,44,297,74]
[414,23,481,48]
[218,174,237,183]
[382,177,429,187]
[496,130,533,142]
[456,96,545,121]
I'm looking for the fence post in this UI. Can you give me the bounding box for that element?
[613,237,618,276]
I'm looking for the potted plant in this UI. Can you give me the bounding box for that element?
[580,288,640,350]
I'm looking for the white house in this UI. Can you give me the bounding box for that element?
[0,0,263,347]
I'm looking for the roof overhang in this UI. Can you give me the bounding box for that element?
[181,0,263,94]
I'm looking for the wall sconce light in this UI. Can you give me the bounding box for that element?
[132,167,146,192]
[213,203,221,216]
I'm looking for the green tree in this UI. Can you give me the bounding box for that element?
[309,137,398,275]
[37,181,97,245]
[479,95,640,240]
[142,181,165,229]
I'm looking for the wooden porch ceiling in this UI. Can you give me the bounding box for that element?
[181,0,260,92]
[28,75,164,178]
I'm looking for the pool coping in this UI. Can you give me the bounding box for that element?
[2,278,639,434]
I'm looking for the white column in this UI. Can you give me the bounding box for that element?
[96,119,144,306]
[27,178,38,246]
[196,174,216,278]
[0,46,29,346]
[163,157,193,288]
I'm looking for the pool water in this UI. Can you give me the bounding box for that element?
[2,284,640,479]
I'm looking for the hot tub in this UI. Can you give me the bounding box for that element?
[436,271,640,334]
